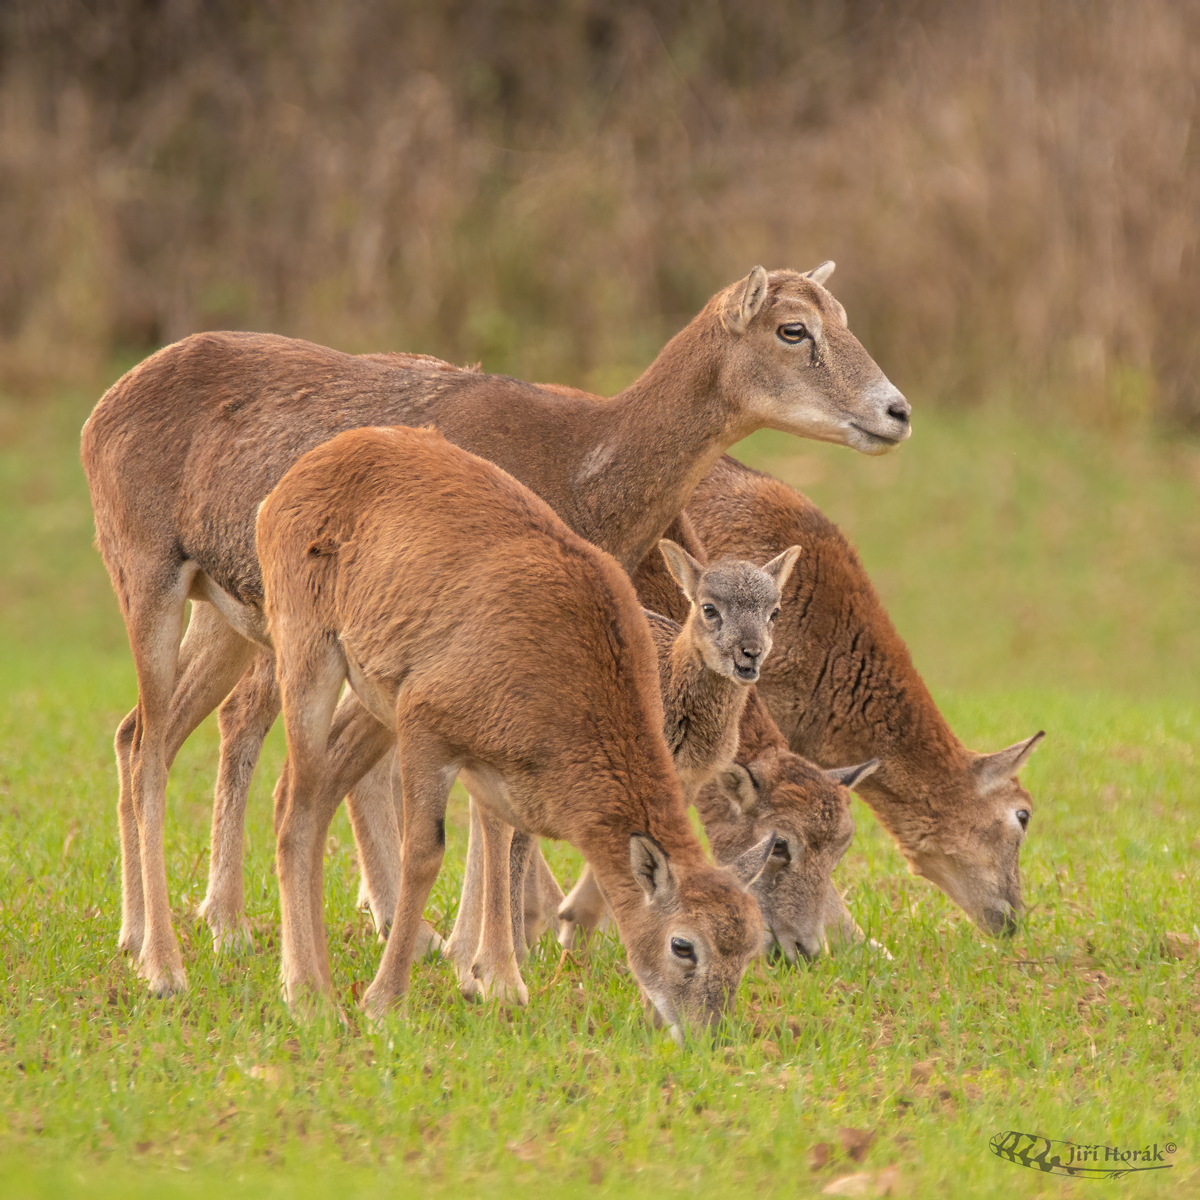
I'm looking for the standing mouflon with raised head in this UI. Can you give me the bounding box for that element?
[257,425,773,1033]
[82,261,908,995]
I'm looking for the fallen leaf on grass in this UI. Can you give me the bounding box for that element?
[809,1142,832,1170]
[822,1172,873,1196]
[909,1060,937,1084]
[589,1158,604,1185]
[875,1163,901,1196]
[838,1127,875,1163]
[1163,932,1197,960]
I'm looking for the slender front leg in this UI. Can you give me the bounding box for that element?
[124,583,199,996]
[305,694,397,991]
[361,733,456,1020]
[345,749,402,930]
[446,813,560,975]
[508,831,534,957]
[521,844,565,952]
[460,806,528,1006]
[441,795,486,982]
[114,708,143,958]
[198,645,278,950]
[344,745,443,955]
[115,597,255,972]
[556,862,611,949]
[274,647,348,1007]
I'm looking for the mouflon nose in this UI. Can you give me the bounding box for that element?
[795,939,819,962]
[886,389,911,426]
[983,906,1020,937]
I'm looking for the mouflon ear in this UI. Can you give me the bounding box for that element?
[805,260,836,286]
[630,833,676,902]
[715,763,759,814]
[724,266,770,334]
[761,544,802,593]
[728,830,776,889]
[825,758,880,791]
[658,538,704,603]
[975,731,1045,793]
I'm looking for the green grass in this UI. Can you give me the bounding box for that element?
[1,385,1198,1197]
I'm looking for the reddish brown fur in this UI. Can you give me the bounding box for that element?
[257,426,764,1029]
[681,456,1042,933]
[85,268,905,611]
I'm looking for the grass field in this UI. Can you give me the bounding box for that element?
[1,380,1198,1198]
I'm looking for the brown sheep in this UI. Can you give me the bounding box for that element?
[256,425,773,1031]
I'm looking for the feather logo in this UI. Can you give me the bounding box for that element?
[990,1131,1175,1178]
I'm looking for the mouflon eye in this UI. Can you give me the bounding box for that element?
[771,838,790,862]
[769,607,781,622]
[1015,809,1030,830]
[701,604,719,620]
[778,323,808,344]
[670,937,696,962]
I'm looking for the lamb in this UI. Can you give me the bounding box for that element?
[553,538,800,948]
[652,540,802,796]
[256,425,775,1029]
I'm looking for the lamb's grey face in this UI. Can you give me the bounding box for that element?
[711,754,857,962]
[693,561,783,684]
[755,804,856,963]
[703,753,877,963]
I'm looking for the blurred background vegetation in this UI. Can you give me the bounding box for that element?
[0,0,1197,702]
[1,0,1198,424]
